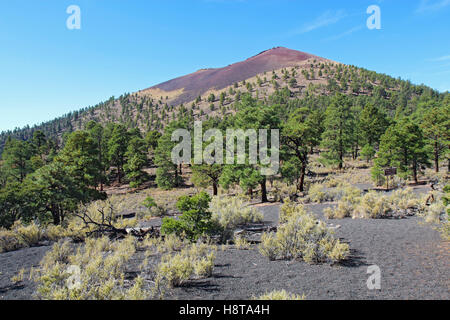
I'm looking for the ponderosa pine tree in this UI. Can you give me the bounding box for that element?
[191,164,222,196]
[420,103,449,172]
[107,124,130,184]
[359,103,390,148]
[25,161,105,225]
[86,121,107,190]
[155,122,184,190]
[124,136,148,188]
[221,95,280,202]
[56,130,103,191]
[281,106,320,192]
[1,137,34,183]
[320,93,354,169]
[377,117,430,183]
[145,130,162,151]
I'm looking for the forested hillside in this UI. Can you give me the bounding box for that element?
[0,47,445,155]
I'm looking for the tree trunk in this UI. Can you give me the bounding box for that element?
[212,182,218,196]
[260,178,268,203]
[412,161,418,184]
[299,165,306,192]
[434,140,439,173]
[50,206,61,225]
[338,153,343,170]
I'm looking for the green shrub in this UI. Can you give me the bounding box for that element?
[161,192,217,241]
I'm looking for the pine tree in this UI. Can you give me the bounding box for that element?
[56,130,103,191]
[420,103,449,172]
[359,103,389,148]
[124,136,148,188]
[320,93,354,169]
[107,124,130,183]
[1,137,34,183]
[155,122,183,190]
[282,106,320,192]
[377,117,430,183]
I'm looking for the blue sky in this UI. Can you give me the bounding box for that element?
[0,0,449,132]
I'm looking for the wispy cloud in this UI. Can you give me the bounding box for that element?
[324,25,364,41]
[429,55,450,62]
[416,0,450,13]
[292,10,347,35]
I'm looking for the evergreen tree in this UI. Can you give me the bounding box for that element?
[86,121,107,190]
[320,93,354,169]
[359,103,389,148]
[107,124,130,183]
[56,130,103,191]
[155,122,183,190]
[281,106,320,192]
[420,103,449,172]
[377,117,430,183]
[1,137,34,182]
[124,136,149,188]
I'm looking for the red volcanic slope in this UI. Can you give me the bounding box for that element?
[145,47,322,105]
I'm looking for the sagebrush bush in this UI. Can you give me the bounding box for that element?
[327,188,423,220]
[259,207,349,264]
[154,243,216,292]
[270,181,298,202]
[352,192,390,219]
[13,221,43,247]
[255,289,305,300]
[0,229,21,253]
[234,236,251,250]
[156,233,189,253]
[307,183,330,203]
[324,201,353,219]
[35,236,148,300]
[279,199,307,224]
[44,224,68,241]
[210,196,263,237]
[307,182,360,204]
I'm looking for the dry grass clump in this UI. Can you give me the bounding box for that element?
[254,289,306,300]
[234,236,251,250]
[210,196,263,231]
[259,206,349,264]
[307,182,361,204]
[155,233,190,254]
[270,181,298,202]
[326,188,423,220]
[11,268,26,284]
[279,199,307,224]
[307,183,332,203]
[423,169,449,186]
[153,243,216,296]
[0,229,22,253]
[417,189,449,240]
[0,221,48,253]
[34,236,149,300]
[324,201,354,219]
